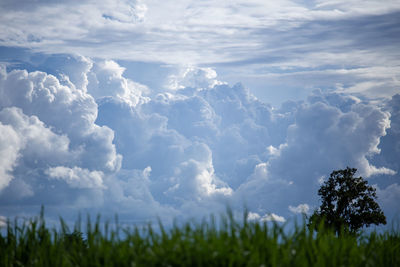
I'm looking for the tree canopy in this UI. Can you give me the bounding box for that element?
[309,167,386,234]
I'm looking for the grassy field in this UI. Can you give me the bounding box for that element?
[1,210,399,266]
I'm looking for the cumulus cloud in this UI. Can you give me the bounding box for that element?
[289,204,310,215]
[95,93,232,209]
[0,57,398,227]
[0,107,71,165]
[372,94,400,176]
[247,212,286,223]
[235,89,397,219]
[0,216,6,228]
[37,55,94,91]
[0,107,72,192]
[0,64,122,172]
[261,213,286,223]
[167,66,225,91]
[0,122,20,191]
[247,211,261,221]
[46,166,104,189]
[0,63,122,216]
[268,90,394,178]
[378,183,400,212]
[87,59,149,106]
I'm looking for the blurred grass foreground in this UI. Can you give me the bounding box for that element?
[1,209,399,266]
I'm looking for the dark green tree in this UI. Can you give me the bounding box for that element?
[309,167,386,234]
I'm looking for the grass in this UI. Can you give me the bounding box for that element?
[1,209,399,266]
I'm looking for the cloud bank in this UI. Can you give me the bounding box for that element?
[0,56,399,226]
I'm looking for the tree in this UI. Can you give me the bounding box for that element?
[309,167,386,234]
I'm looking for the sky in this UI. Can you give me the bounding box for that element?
[0,0,399,228]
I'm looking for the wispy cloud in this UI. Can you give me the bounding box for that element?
[1,1,399,64]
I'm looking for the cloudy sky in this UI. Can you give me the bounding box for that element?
[0,0,399,227]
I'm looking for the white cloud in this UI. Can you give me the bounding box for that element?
[0,122,20,191]
[267,90,394,179]
[1,0,398,67]
[249,163,269,181]
[261,213,286,223]
[247,211,261,221]
[0,57,399,227]
[1,0,399,104]
[93,62,398,222]
[42,55,94,91]
[246,211,286,223]
[179,156,233,198]
[46,166,105,189]
[289,204,310,215]
[314,0,400,15]
[376,183,400,220]
[0,64,123,213]
[0,64,122,173]
[87,59,149,106]
[0,107,71,165]
[0,106,73,191]
[167,66,226,91]
[372,94,400,176]
[0,215,6,228]
[235,89,397,219]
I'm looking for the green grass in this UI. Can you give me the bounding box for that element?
[1,209,399,266]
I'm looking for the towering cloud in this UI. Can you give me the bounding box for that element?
[236,90,395,218]
[0,120,20,191]
[0,57,398,226]
[0,63,121,218]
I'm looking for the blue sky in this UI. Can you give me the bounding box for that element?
[0,0,399,227]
